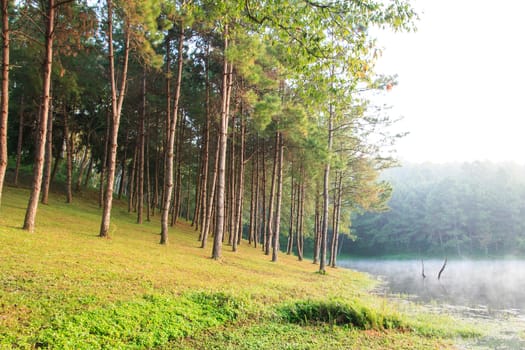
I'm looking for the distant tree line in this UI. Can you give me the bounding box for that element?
[349,162,525,257]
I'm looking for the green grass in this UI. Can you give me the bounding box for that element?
[0,185,479,349]
[172,323,456,350]
[34,293,242,349]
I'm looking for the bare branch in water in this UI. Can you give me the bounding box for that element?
[438,257,447,280]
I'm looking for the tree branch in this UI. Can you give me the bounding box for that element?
[302,0,332,9]
[244,0,271,25]
[244,0,328,59]
[53,0,75,9]
[438,257,447,280]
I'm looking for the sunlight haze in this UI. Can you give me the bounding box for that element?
[375,0,525,164]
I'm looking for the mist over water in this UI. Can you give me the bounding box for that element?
[339,259,525,312]
[339,258,525,349]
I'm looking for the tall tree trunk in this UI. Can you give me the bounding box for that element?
[253,140,260,249]
[227,116,236,245]
[14,96,24,186]
[160,35,171,215]
[0,0,9,207]
[265,132,279,256]
[201,134,219,248]
[160,25,184,244]
[185,168,191,221]
[170,118,179,226]
[320,170,330,272]
[287,168,295,255]
[298,176,305,261]
[236,119,246,246]
[83,155,93,188]
[145,111,151,221]
[50,143,61,185]
[137,69,146,224]
[133,143,140,211]
[329,173,338,267]
[330,172,342,268]
[248,147,256,245]
[117,131,128,200]
[192,144,202,228]
[296,181,303,261]
[313,181,321,263]
[335,176,343,266]
[23,0,55,231]
[192,125,204,228]
[296,167,306,261]
[260,140,266,250]
[41,105,53,204]
[99,111,110,207]
[233,118,246,251]
[172,113,185,226]
[75,148,89,192]
[320,98,334,273]
[99,0,130,237]
[197,140,208,238]
[117,158,125,199]
[152,132,159,216]
[197,43,211,235]
[211,25,231,259]
[170,114,180,226]
[236,188,244,245]
[294,181,300,259]
[128,144,137,213]
[221,65,234,245]
[272,132,284,262]
[64,110,73,203]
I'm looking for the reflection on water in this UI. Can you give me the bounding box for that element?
[339,259,525,311]
[339,259,525,349]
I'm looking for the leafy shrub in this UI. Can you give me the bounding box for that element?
[278,299,405,330]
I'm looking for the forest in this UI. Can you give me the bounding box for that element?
[349,162,525,257]
[0,0,417,271]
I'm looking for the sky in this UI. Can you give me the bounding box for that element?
[373,0,525,164]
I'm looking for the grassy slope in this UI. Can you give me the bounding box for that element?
[0,186,475,349]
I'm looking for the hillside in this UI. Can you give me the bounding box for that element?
[0,186,476,349]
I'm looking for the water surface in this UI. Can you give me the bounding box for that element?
[339,259,525,312]
[339,258,525,349]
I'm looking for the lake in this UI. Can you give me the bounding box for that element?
[339,258,525,349]
[339,259,525,312]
